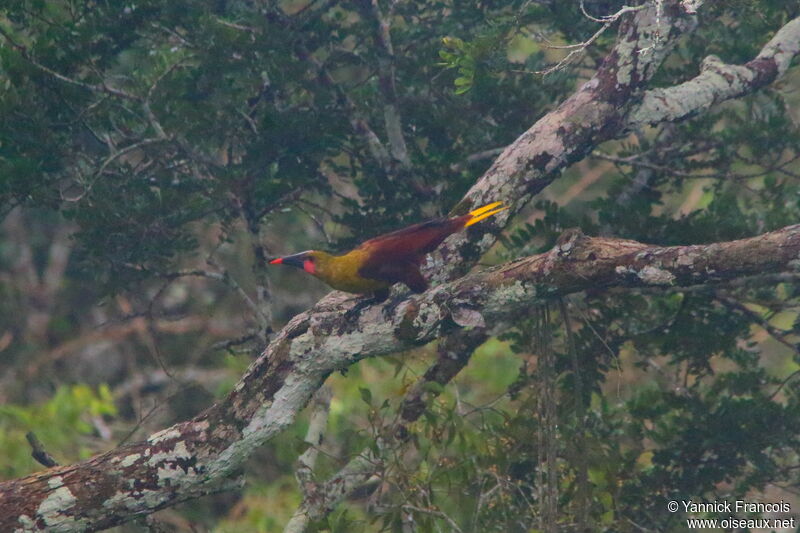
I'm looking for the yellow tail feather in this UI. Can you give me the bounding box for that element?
[469,201,503,217]
[465,201,508,227]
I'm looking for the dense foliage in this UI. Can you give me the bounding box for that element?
[1,0,799,531]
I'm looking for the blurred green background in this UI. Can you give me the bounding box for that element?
[1,0,800,531]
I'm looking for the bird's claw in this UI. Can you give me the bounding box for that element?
[343,290,390,321]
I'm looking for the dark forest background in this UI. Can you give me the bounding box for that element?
[1,0,800,531]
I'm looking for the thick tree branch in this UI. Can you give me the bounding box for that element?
[452,13,799,222]
[426,0,697,285]
[627,16,800,128]
[2,223,800,531]
[430,10,800,287]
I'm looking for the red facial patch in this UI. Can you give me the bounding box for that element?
[303,259,316,274]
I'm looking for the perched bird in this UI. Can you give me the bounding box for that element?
[269,201,507,298]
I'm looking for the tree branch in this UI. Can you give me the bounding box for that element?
[2,223,800,531]
[164,268,270,340]
[298,48,392,171]
[0,25,141,102]
[716,294,799,355]
[283,387,333,533]
[431,9,799,289]
[285,330,488,527]
[627,16,800,129]
[363,0,411,168]
[426,0,698,285]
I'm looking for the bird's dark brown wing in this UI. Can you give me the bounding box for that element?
[358,217,466,258]
[355,216,468,291]
[358,259,428,293]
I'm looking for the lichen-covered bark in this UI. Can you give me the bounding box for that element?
[2,224,800,531]
[627,16,800,128]
[283,450,378,533]
[429,10,800,286]
[427,1,697,285]
[286,330,489,528]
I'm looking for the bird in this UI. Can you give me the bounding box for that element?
[269,201,507,299]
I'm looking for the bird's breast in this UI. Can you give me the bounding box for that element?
[319,249,390,294]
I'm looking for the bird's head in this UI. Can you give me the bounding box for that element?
[269,250,330,276]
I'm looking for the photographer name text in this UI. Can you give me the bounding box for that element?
[667,499,796,529]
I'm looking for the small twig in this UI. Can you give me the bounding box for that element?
[526,2,647,76]
[239,109,259,134]
[296,197,338,220]
[450,147,506,172]
[117,400,162,446]
[626,516,657,532]
[715,294,800,401]
[402,505,464,533]
[150,23,194,48]
[0,25,140,101]
[619,273,800,297]
[580,0,646,23]
[253,186,306,221]
[144,320,182,384]
[296,203,332,244]
[25,432,59,468]
[211,332,258,353]
[93,137,168,179]
[116,381,212,447]
[296,45,392,171]
[592,149,783,181]
[770,369,800,401]
[147,60,187,104]
[143,60,188,140]
[213,17,257,33]
[165,268,270,335]
[558,298,588,531]
[142,101,167,140]
[716,295,799,355]
[536,22,613,75]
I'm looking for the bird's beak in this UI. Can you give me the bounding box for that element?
[269,252,307,269]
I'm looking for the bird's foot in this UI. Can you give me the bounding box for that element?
[343,289,390,321]
[381,292,409,320]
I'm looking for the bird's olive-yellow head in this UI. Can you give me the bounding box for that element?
[269,249,386,293]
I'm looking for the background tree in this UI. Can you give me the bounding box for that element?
[0,0,799,531]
